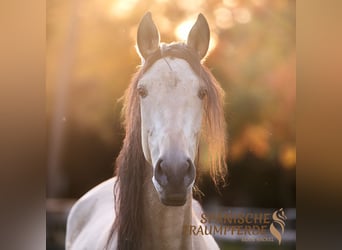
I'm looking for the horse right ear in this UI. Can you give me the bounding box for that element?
[137,12,160,60]
[187,14,210,60]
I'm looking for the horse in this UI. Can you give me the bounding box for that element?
[66,12,227,250]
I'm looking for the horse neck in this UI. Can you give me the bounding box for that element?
[142,170,193,250]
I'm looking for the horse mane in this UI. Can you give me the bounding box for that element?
[106,43,227,250]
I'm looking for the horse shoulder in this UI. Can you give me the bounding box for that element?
[66,177,117,250]
[191,198,220,250]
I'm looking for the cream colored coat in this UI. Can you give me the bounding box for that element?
[66,177,219,250]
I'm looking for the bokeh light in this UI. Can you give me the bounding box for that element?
[175,19,195,41]
[251,0,266,7]
[223,0,239,8]
[234,7,252,24]
[109,0,139,18]
[214,7,234,29]
[176,0,204,12]
[175,18,217,52]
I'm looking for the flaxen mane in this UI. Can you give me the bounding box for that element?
[106,43,227,250]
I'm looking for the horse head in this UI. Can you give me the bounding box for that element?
[136,12,211,206]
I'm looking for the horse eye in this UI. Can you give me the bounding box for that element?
[137,86,148,98]
[198,88,207,100]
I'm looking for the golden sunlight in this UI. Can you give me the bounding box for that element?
[214,7,234,29]
[175,19,217,52]
[109,0,139,18]
[223,0,239,8]
[279,145,296,169]
[176,0,204,12]
[251,0,266,7]
[234,8,252,24]
[175,20,194,41]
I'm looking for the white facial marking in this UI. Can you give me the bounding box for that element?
[139,57,203,169]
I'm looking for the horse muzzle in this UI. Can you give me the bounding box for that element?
[152,157,195,206]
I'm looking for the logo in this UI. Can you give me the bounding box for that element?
[183,208,288,245]
[270,208,287,245]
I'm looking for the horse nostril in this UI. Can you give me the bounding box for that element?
[156,158,163,174]
[186,159,191,175]
[184,159,195,186]
[155,159,168,186]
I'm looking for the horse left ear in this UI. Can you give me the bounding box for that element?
[187,14,210,60]
[137,12,160,59]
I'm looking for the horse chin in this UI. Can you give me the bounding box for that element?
[152,176,190,206]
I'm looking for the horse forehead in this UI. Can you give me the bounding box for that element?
[140,58,200,88]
